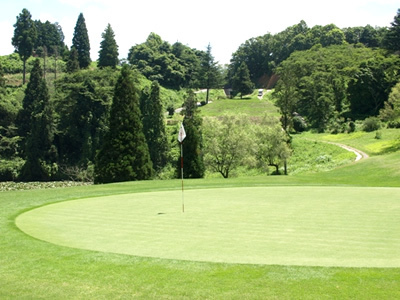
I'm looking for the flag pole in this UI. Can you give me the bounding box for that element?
[178,122,186,213]
[180,141,184,213]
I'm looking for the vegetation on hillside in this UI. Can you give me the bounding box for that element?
[1,8,400,182]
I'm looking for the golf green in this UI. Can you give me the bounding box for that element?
[16,186,400,267]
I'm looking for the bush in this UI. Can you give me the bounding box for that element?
[292,115,307,132]
[362,117,381,132]
[387,119,400,128]
[0,158,24,181]
[348,121,356,133]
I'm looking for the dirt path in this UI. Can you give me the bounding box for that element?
[325,141,369,162]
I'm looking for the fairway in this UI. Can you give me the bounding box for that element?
[16,186,400,268]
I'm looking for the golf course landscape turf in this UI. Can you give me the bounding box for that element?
[2,130,400,299]
[16,186,400,268]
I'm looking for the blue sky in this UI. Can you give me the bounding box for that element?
[0,0,398,64]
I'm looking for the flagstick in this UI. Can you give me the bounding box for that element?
[180,141,184,213]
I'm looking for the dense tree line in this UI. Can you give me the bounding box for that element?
[228,20,390,89]
[274,45,400,132]
[128,33,224,90]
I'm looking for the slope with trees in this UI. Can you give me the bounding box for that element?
[274,44,400,132]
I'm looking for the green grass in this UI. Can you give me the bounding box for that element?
[302,129,400,156]
[17,186,400,268]
[2,166,400,299]
[198,96,279,117]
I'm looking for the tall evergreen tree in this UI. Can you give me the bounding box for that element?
[0,63,5,89]
[140,81,169,172]
[98,23,119,68]
[232,62,254,99]
[94,65,153,183]
[178,90,205,178]
[199,44,222,103]
[12,8,37,84]
[384,9,400,52]
[72,13,91,69]
[19,59,57,181]
[66,47,80,73]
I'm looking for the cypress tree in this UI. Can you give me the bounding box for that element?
[94,65,153,183]
[232,62,254,99]
[140,81,169,172]
[98,23,119,68]
[178,90,205,178]
[19,59,57,181]
[12,8,37,84]
[66,47,80,73]
[72,13,91,69]
[384,9,400,52]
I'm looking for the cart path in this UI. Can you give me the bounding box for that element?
[324,141,369,162]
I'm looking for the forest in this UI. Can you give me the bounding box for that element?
[1,8,400,182]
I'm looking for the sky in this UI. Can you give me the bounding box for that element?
[0,0,399,65]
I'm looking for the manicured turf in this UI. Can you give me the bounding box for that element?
[17,186,400,268]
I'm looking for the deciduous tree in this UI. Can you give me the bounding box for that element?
[203,114,252,178]
[254,115,291,175]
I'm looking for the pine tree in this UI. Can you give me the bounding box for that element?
[199,44,222,103]
[94,65,153,183]
[140,81,169,172]
[178,90,205,178]
[72,13,91,69]
[66,47,80,73]
[19,59,57,181]
[384,9,400,52]
[12,8,37,84]
[98,23,119,68]
[232,62,254,99]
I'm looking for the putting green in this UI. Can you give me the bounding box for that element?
[16,186,400,267]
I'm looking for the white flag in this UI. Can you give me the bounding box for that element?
[178,123,186,143]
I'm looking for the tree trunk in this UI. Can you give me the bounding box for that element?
[206,88,210,104]
[23,59,26,85]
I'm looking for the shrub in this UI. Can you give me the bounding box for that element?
[375,130,382,140]
[292,115,307,132]
[0,158,24,181]
[362,117,381,132]
[387,119,400,128]
[348,121,356,133]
